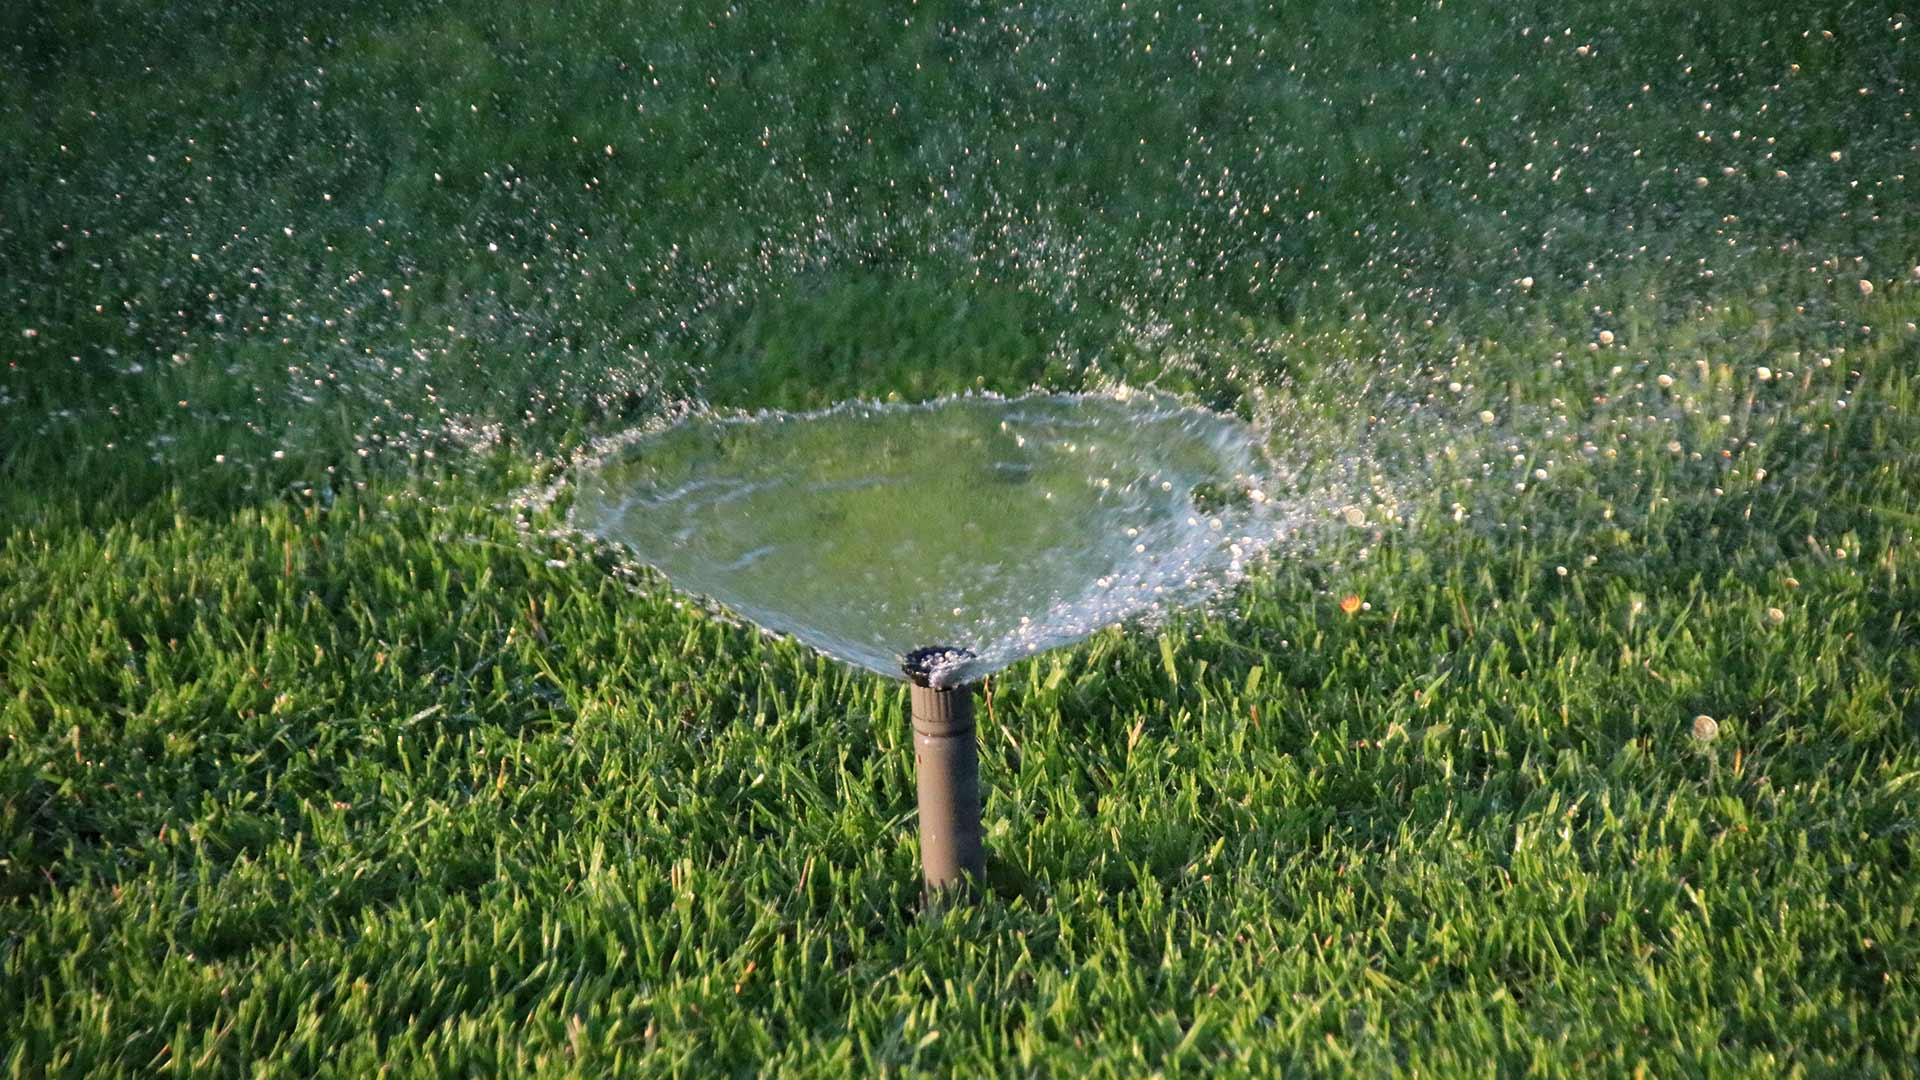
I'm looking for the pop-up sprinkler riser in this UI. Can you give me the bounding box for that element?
[903,647,985,899]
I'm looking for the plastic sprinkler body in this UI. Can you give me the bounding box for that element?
[903,647,984,900]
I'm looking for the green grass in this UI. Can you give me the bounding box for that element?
[3,0,1917,1074]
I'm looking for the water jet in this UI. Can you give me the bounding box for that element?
[568,390,1288,900]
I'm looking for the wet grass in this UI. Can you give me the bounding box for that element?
[4,0,1918,1074]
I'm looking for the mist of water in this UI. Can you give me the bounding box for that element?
[5,4,1908,623]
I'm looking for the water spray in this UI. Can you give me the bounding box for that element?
[568,394,1280,902]
[902,647,985,900]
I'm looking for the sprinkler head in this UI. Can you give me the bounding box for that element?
[901,645,976,689]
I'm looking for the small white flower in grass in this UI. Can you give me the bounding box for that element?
[1692,715,1720,742]
[1598,329,1615,345]
[1756,366,1772,381]
[1858,279,1873,297]
[1520,276,1535,289]
[1478,409,1496,424]
[1657,373,1674,387]
[1343,507,1368,527]
[21,328,36,339]
[1765,607,1786,626]
[1555,565,1568,577]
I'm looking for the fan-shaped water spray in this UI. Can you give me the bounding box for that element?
[569,391,1285,687]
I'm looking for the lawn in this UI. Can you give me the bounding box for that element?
[2,0,1916,1074]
